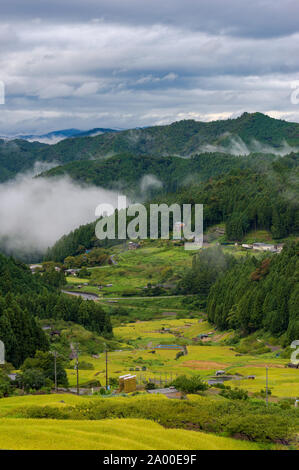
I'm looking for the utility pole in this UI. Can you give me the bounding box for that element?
[54,350,57,393]
[50,348,58,393]
[75,345,80,396]
[105,346,108,390]
[266,367,269,407]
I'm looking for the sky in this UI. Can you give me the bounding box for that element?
[1,0,299,134]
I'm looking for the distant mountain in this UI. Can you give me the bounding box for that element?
[1,112,299,182]
[37,112,299,164]
[1,127,119,145]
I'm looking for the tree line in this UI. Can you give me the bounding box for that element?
[0,253,112,368]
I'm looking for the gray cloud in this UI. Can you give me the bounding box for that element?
[1,1,299,38]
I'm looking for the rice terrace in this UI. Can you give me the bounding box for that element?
[0,239,298,451]
[0,0,299,458]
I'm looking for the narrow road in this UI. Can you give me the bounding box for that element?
[99,294,192,301]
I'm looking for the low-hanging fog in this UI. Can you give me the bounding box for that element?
[0,167,121,258]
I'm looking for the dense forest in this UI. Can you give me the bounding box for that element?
[29,112,299,164]
[0,139,46,182]
[177,243,298,340]
[39,151,274,196]
[45,153,299,262]
[0,254,112,367]
[207,242,299,341]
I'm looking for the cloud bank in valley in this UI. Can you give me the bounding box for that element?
[0,170,120,256]
[200,135,298,156]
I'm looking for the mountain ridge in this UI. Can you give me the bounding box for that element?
[1,112,299,182]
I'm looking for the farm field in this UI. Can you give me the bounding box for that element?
[63,317,298,399]
[65,241,194,297]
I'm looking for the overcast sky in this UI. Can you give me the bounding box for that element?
[1,0,299,134]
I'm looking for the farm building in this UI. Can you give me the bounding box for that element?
[128,241,140,250]
[252,243,276,252]
[119,374,137,393]
[29,264,43,273]
[152,344,185,352]
[65,269,80,276]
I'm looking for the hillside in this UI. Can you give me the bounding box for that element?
[37,112,299,164]
[44,153,299,262]
[0,252,112,367]
[39,151,268,195]
[0,139,46,182]
[1,113,299,182]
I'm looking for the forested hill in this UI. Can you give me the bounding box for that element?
[0,255,45,296]
[39,151,270,195]
[207,242,299,341]
[0,253,112,368]
[0,139,46,182]
[1,112,299,182]
[0,254,49,367]
[35,112,299,164]
[45,153,299,262]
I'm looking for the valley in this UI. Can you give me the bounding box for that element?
[0,114,298,451]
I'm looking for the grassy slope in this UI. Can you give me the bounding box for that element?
[65,241,194,297]
[59,317,299,398]
[0,395,271,450]
[0,417,266,450]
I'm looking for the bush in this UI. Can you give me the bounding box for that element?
[171,375,208,394]
[19,406,69,419]
[109,377,119,388]
[175,351,184,360]
[23,395,298,444]
[78,361,94,370]
[21,351,68,388]
[219,387,249,400]
[16,369,46,392]
[145,382,156,390]
[0,373,12,398]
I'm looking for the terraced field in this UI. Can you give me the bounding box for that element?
[0,417,267,450]
[63,318,298,399]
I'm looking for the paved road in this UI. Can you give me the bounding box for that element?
[98,294,192,301]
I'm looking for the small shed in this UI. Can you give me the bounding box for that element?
[119,374,137,393]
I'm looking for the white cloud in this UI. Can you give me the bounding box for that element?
[0,169,120,254]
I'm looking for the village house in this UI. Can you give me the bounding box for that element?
[128,241,140,250]
[242,242,284,253]
[65,268,80,276]
[29,264,43,273]
[252,242,276,252]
